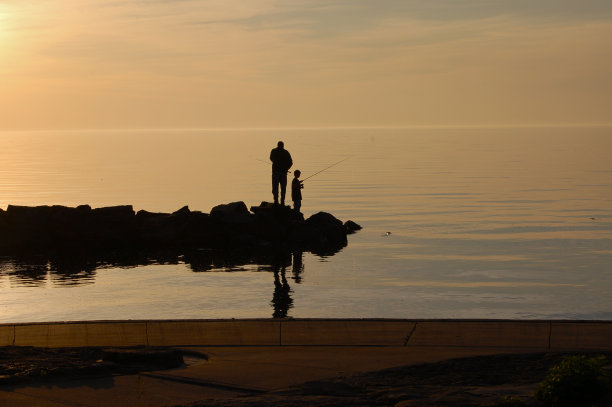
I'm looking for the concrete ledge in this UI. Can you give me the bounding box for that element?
[147,320,280,346]
[0,326,14,346]
[0,320,610,350]
[551,322,612,351]
[281,319,415,346]
[14,322,147,347]
[407,321,551,349]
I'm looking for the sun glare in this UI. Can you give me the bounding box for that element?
[0,4,14,54]
[0,6,7,36]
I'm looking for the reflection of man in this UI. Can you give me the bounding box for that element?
[270,141,293,206]
[272,264,293,318]
[292,251,304,284]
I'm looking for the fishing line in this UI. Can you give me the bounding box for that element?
[302,156,352,182]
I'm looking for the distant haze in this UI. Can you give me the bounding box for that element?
[1,0,611,130]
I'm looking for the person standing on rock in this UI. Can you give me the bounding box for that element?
[270,141,293,206]
[291,169,303,212]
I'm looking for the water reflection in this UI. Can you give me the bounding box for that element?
[48,257,98,286]
[0,257,49,286]
[186,249,303,318]
[292,251,304,284]
[0,249,311,317]
[270,252,293,318]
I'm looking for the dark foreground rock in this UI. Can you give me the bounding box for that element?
[0,346,191,385]
[0,202,360,257]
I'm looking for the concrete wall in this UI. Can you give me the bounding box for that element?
[0,319,610,350]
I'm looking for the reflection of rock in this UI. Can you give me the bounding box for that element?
[0,202,361,256]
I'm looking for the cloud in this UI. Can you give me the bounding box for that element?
[186,0,612,36]
[2,0,612,129]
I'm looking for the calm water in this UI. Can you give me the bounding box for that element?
[1,126,611,322]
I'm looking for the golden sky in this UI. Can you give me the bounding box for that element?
[1,0,611,130]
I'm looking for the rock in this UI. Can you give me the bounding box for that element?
[250,202,304,222]
[210,201,249,217]
[0,346,190,385]
[101,348,184,369]
[136,208,213,249]
[308,211,343,225]
[172,205,191,216]
[136,209,166,219]
[88,205,137,249]
[90,205,136,234]
[4,205,93,252]
[249,202,304,247]
[91,205,135,219]
[290,212,348,255]
[136,211,177,244]
[344,220,362,234]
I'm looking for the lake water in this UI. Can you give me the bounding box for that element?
[1,126,611,322]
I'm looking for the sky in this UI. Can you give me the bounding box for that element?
[1,0,611,130]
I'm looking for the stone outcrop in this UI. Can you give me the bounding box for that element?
[0,202,361,257]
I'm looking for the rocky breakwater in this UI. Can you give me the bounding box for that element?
[0,202,361,257]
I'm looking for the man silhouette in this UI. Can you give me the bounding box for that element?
[269,141,293,205]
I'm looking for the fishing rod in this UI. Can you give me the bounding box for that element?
[302,156,351,182]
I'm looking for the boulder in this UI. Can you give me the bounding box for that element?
[172,205,191,216]
[248,202,304,247]
[91,205,135,221]
[88,205,137,249]
[4,205,93,252]
[344,220,362,234]
[136,207,213,248]
[210,201,249,217]
[136,210,176,244]
[290,211,348,255]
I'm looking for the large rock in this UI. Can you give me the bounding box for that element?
[210,201,249,217]
[89,205,137,249]
[136,207,214,250]
[4,205,93,252]
[344,220,362,234]
[290,211,349,255]
[0,204,137,253]
[137,210,179,244]
[250,202,304,246]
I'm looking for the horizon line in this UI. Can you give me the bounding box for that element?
[1,122,612,133]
